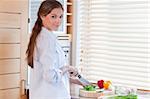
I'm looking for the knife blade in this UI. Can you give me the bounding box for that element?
[70,72,91,86]
[77,74,91,86]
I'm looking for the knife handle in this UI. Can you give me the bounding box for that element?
[78,74,81,78]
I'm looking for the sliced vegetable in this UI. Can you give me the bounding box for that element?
[83,85,96,91]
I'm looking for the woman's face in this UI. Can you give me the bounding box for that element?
[41,8,63,31]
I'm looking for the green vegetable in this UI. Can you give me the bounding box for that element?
[108,95,137,99]
[83,85,96,91]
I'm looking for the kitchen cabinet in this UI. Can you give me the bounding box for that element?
[67,0,73,34]
[0,0,28,99]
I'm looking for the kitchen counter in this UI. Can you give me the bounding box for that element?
[71,92,150,99]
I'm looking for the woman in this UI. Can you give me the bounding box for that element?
[26,0,82,99]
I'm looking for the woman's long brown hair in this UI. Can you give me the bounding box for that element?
[26,0,63,68]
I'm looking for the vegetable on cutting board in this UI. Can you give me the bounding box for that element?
[83,85,96,91]
[97,80,111,89]
[97,80,104,89]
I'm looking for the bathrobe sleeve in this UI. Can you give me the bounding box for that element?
[36,33,63,83]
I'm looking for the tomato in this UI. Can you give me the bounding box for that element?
[97,80,104,89]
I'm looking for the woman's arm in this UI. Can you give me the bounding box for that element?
[70,77,84,86]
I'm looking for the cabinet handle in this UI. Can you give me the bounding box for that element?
[20,79,27,96]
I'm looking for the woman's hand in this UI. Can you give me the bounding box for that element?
[60,66,78,76]
[67,66,78,77]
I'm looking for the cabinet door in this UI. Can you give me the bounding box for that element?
[0,0,28,99]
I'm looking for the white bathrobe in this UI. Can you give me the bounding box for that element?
[29,27,70,99]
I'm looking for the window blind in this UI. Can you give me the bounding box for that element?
[79,0,150,90]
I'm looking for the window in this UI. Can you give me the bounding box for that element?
[78,0,150,90]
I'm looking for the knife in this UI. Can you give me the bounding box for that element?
[70,72,91,86]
